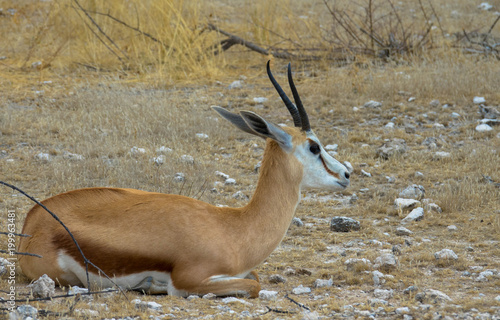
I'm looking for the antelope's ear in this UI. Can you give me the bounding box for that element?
[239,111,293,151]
[211,106,255,135]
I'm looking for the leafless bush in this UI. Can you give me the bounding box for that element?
[457,16,500,60]
[322,0,438,59]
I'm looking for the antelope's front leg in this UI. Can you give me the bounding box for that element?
[177,275,261,298]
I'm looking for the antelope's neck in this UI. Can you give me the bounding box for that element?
[242,139,303,249]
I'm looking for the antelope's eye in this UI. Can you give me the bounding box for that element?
[309,143,321,155]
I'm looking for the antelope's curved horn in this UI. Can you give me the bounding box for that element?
[287,63,311,132]
[266,61,302,128]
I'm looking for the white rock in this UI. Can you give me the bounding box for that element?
[451,112,460,118]
[259,290,278,300]
[408,97,416,102]
[228,80,243,89]
[195,133,209,139]
[433,123,445,129]
[399,184,425,200]
[215,171,230,180]
[395,226,413,236]
[478,3,493,11]
[292,217,304,227]
[475,270,495,282]
[225,178,236,185]
[476,123,493,132]
[433,151,451,159]
[495,295,500,302]
[180,154,194,164]
[174,172,185,182]
[353,106,359,111]
[156,146,172,154]
[35,152,50,162]
[364,100,382,108]
[63,151,85,161]
[368,239,383,246]
[385,122,395,128]
[222,297,253,306]
[374,289,393,300]
[369,298,388,306]
[394,198,420,210]
[151,155,166,165]
[31,61,42,68]
[344,258,372,270]
[416,289,452,303]
[325,144,338,151]
[361,169,371,177]
[396,307,410,314]
[0,258,10,276]
[28,274,55,298]
[202,293,217,299]
[473,96,487,104]
[69,286,88,295]
[402,207,424,223]
[480,118,500,125]
[434,249,458,260]
[425,202,442,213]
[373,254,398,270]
[429,99,440,107]
[447,225,457,231]
[134,299,162,311]
[301,311,320,320]
[292,285,311,295]
[269,274,287,283]
[232,191,248,200]
[313,279,333,288]
[253,97,268,103]
[130,146,146,155]
[372,270,383,286]
[16,305,38,318]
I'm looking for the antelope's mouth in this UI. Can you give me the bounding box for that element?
[320,155,340,179]
[337,181,349,189]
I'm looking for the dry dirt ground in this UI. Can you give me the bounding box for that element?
[1,1,500,319]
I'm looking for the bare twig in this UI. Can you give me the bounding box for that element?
[73,6,170,51]
[0,231,31,237]
[72,0,128,61]
[426,0,445,38]
[284,294,311,311]
[207,23,294,59]
[0,250,42,258]
[261,306,296,315]
[484,15,500,43]
[71,4,124,63]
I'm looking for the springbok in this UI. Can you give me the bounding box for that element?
[18,62,350,298]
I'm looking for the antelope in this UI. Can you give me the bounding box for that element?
[18,62,350,298]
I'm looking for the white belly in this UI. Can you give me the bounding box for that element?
[57,252,187,296]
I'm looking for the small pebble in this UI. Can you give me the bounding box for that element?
[473,96,486,104]
[476,123,493,132]
[292,285,311,295]
[434,249,458,260]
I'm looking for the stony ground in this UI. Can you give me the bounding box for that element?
[1,60,499,319]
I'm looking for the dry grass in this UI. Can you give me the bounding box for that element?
[1,0,500,319]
